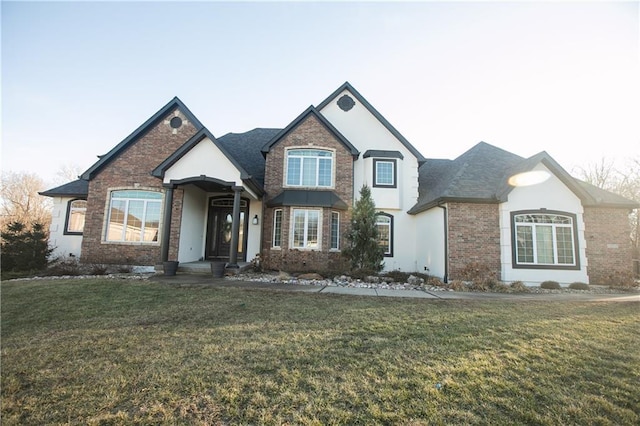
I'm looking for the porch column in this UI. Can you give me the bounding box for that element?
[161,185,174,263]
[227,186,243,269]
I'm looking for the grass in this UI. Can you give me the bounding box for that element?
[2,278,639,425]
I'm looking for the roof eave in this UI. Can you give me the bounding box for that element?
[81,97,204,181]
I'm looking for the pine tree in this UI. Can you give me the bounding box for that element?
[343,185,384,271]
[1,221,52,272]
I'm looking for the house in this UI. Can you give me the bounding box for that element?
[41,82,638,285]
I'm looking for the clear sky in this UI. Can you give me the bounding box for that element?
[2,1,639,187]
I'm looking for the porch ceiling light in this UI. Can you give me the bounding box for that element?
[508,170,550,187]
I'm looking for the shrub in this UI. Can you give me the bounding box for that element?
[447,280,468,292]
[117,264,133,273]
[599,271,637,289]
[426,276,445,287]
[540,280,561,290]
[568,282,590,290]
[349,268,379,281]
[384,270,411,283]
[89,264,109,275]
[46,257,81,276]
[510,281,530,293]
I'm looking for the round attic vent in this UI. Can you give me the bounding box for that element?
[169,116,183,129]
[337,94,355,111]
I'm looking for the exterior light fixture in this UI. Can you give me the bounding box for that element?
[252,215,259,225]
[508,170,550,187]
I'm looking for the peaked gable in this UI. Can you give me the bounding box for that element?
[409,142,638,214]
[80,97,204,180]
[151,127,265,196]
[317,82,426,165]
[261,106,359,157]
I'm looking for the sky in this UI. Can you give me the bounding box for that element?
[2,1,639,187]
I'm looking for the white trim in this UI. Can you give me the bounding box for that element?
[283,147,336,189]
[289,208,322,250]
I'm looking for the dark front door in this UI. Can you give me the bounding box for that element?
[205,198,247,260]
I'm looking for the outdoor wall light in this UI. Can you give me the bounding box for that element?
[508,170,550,187]
[252,215,259,225]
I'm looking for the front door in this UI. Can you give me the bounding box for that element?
[205,198,248,260]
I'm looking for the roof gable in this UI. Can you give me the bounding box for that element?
[317,82,426,165]
[261,106,359,157]
[80,97,204,180]
[409,142,638,214]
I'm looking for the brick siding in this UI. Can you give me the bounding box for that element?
[80,109,197,265]
[447,202,501,280]
[583,207,635,284]
[261,114,353,272]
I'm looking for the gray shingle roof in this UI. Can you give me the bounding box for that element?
[409,142,639,214]
[217,128,281,187]
[39,179,89,198]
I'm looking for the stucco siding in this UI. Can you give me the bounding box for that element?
[163,137,243,185]
[414,207,446,280]
[48,196,83,259]
[499,164,588,284]
[178,186,207,263]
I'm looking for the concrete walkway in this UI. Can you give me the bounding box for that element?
[149,274,640,302]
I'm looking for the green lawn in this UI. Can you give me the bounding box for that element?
[2,279,639,425]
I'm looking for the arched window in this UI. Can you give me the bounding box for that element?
[512,211,579,269]
[65,199,86,235]
[375,213,394,257]
[106,190,162,243]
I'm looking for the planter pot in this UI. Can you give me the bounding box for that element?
[211,261,226,278]
[163,261,179,276]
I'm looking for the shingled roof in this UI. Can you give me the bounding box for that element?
[39,179,89,198]
[217,128,281,188]
[409,142,639,214]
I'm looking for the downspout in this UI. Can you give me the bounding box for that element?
[438,203,448,283]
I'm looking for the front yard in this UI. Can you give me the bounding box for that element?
[2,278,639,425]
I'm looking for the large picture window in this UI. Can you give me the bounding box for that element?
[292,209,320,249]
[376,213,393,256]
[512,211,578,269]
[65,199,86,235]
[106,190,162,243]
[286,149,333,188]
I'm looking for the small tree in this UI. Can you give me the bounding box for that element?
[0,221,52,272]
[343,185,384,271]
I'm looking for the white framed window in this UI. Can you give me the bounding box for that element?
[106,190,162,243]
[512,212,578,268]
[291,209,321,249]
[65,199,86,235]
[330,211,340,250]
[373,159,397,188]
[272,209,283,248]
[376,213,393,256]
[286,149,333,188]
